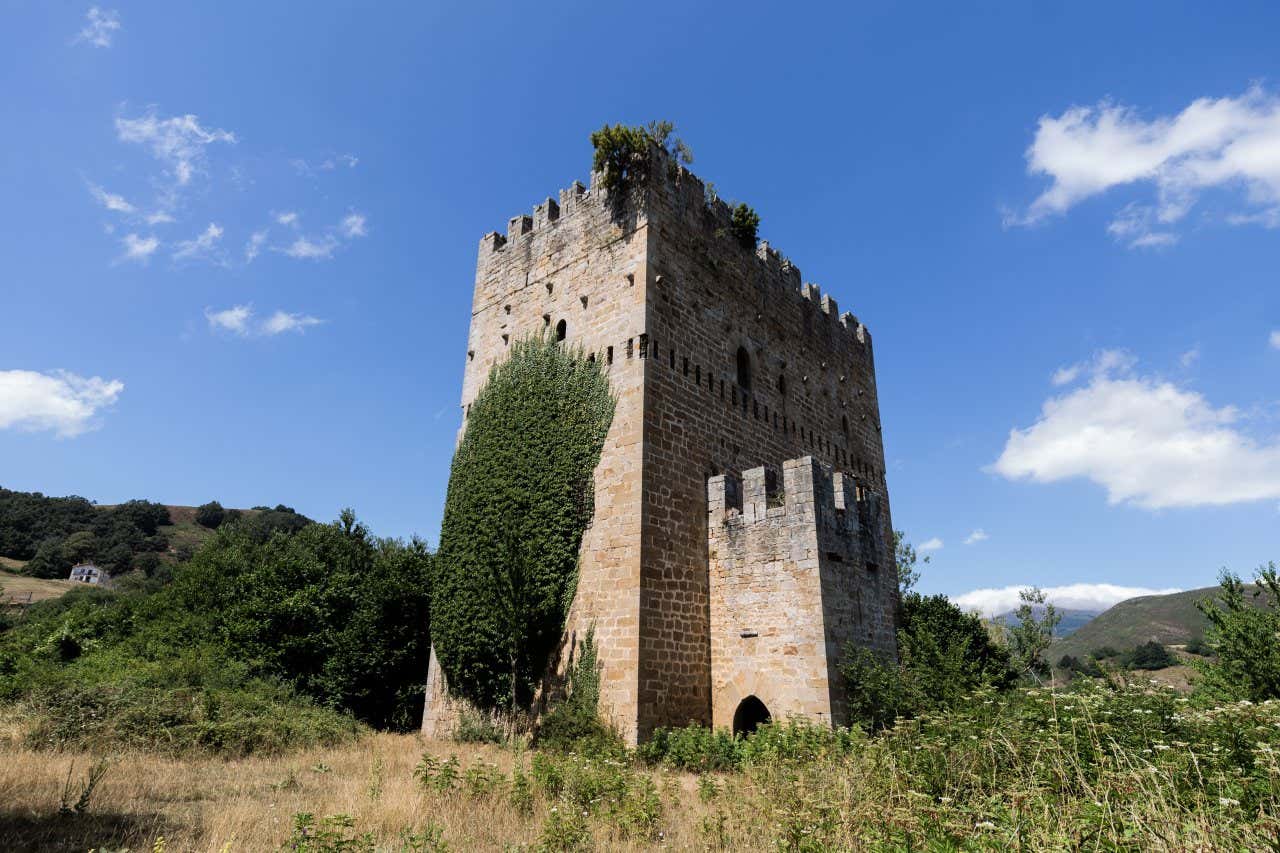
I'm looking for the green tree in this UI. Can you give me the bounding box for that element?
[842,592,1014,730]
[893,530,929,597]
[1196,563,1280,701]
[1005,587,1061,683]
[433,335,615,711]
[195,501,226,529]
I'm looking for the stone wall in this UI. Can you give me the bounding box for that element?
[425,145,898,743]
[707,457,895,730]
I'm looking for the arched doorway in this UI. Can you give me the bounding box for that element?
[732,695,771,736]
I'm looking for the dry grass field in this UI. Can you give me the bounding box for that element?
[0,730,712,852]
[0,569,75,607]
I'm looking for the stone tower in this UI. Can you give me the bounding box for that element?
[423,146,898,744]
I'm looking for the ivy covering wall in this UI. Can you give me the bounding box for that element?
[433,335,615,711]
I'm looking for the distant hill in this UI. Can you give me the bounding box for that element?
[995,607,1101,638]
[0,488,310,583]
[1051,585,1247,662]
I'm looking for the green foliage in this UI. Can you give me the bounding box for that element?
[284,813,375,852]
[195,500,226,529]
[638,719,861,772]
[893,530,928,597]
[536,630,620,754]
[589,123,650,195]
[0,509,431,753]
[1,488,172,577]
[1091,644,1121,659]
[451,707,506,744]
[1123,640,1178,670]
[841,592,1015,730]
[588,120,690,197]
[1184,635,1213,656]
[1005,587,1061,681]
[1196,563,1280,701]
[728,202,760,248]
[434,335,614,711]
[1057,653,1104,678]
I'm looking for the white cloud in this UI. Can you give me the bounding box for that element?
[992,350,1280,508]
[146,211,175,226]
[963,529,989,545]
[1012,86,1280,245]
[1050,364,1081,386]
[88,183,134,214]
[205,305,324,337]
[0,369,123,437]
[340,212,367,238]
[75,7,120,48]
[1180,346,1201,368]
[1270,330,1280,350]
[120,233,159,263]
[115,111,235,188]
[291,153,359,175]
[283,235,338,260]
[205,305,253,336]
[245,230,267,263]
[918,537,943,552]
[261,311,323,335]
[172,222,223,262]
[954,583,1182,618]
[275,211,299,227]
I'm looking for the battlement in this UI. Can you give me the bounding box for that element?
[476,145,871,347]
[707,456,876,531]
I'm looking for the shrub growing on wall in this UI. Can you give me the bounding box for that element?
[433,335,614,711]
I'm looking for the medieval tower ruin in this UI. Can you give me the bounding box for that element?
[423,145,898,744]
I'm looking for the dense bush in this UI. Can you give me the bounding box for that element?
[535,630,622,755]
[728,202,760,248]
[841,591,1015,730]
[638,719,862,772]
[433,335,613,711]
[1197,562,1280,701]
[2,491,172,578]
[1124,640,1178,670]
[0,508,432,751]
[194,500,226,529]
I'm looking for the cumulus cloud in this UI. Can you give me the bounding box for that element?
[963,529,989,545]
[172,222,223,262]
[275,211,299,227]
[1011,86,1280,246]
[119,233,159,263]
[115,111,235,188]
[88,183,135,214]
[205,305,323,337]
[0,369,124,437]
[75,7,120,48]
[261,311,323,335]
[1270,330,1280,350]
[991,349,1280,508]
[204,305,253,336]
[244,230,268,263]
[954,583,1182,618]
[918,537,943,552]
[1180,346,1201,368]
[283,235,338,260]
[339,212,367,238]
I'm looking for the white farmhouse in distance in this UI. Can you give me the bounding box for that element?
[68,563,104,584]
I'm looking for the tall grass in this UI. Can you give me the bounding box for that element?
[1,682,1277,851]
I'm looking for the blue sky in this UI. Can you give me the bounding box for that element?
[2,2,1278,613]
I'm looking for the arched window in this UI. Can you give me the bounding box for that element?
[555,319,567,342]
[736,346,752,392]
[841,414,849,436]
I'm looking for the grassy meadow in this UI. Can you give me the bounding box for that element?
[2,680,1277,851]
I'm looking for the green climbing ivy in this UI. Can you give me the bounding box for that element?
[433,335,615,711]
